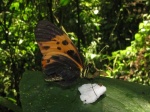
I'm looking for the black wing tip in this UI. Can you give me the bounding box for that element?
[34,20,64,42]
[36,20,54,28]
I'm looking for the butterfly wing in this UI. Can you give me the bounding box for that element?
[35,20,83,84]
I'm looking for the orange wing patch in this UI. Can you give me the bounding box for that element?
[35,20,83,85]
[38,34,83,70]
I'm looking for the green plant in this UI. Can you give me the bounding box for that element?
[0,0,44,108]
[106,14,150,85]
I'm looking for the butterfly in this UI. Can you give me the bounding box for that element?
[35,20,84,86]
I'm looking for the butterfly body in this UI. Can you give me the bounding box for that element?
[35,20,83,85]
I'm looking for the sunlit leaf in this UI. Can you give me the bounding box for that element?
[60,0,71,6]
[10,2,20,10]
[19,39,23,44]
[135,33,142,42]
[139,23,144,29]
[23,14,28,21]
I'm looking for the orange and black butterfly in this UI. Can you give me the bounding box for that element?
[35,20,84,86]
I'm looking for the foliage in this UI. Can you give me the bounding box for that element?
[0,0,150,111]
[82,37,109,73]
[0,0,44,109]
[19,71,150,112]
[99,0,149,52]
[106,14,150,85]
[0,96,22,112]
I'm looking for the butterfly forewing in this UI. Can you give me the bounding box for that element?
[35,20,83,85]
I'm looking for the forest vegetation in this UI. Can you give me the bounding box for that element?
[0,0,150,111]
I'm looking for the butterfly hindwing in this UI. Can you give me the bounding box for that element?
[44,55,81,82]
[35,20,83,85]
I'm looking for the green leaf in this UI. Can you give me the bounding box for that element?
[139,23,144,29]
[60,0,71,6]
[23,14,28,21]
[10,2,20,10]
[135,33,142,42]
[20,71,150,112]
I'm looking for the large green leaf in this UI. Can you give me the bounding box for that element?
[20,71,150,112]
